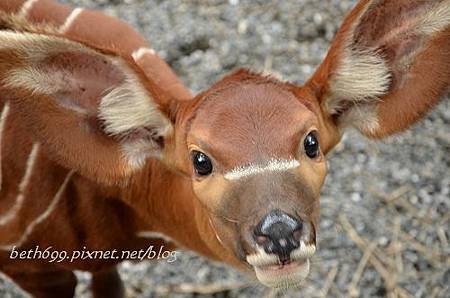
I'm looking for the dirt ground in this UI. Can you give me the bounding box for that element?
[1,0,449,297]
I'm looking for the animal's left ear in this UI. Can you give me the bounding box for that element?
[0,31,173,183]
[306,0,450,138]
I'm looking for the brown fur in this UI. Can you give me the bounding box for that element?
[0,0,449,297]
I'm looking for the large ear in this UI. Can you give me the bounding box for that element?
[306,0,450,138]
[0,31,173,183]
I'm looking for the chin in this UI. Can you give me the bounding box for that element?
[246,242,316,288]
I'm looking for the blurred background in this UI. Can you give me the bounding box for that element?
[1,0,449,297]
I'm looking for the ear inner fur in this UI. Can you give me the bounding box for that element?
[0,30,173,182]
[308,0,450,137]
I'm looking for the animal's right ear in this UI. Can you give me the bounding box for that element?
[0,31,173,183]
[306,0,450,139]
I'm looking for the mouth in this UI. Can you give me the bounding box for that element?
[246,241,316,288]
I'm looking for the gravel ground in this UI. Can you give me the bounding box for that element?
[1,0,449,297]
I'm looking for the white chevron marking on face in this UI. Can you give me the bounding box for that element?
[224,159,300,181]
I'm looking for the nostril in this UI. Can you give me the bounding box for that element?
[253,225,269,245]
[293,229,303,241]
[254,235,269,245]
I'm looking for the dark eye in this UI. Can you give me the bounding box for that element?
[304,131,320,158]
[192,151,213,176]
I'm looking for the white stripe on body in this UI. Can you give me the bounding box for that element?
[0,102,11,191]
[59,8,84,33]
[0,143,40,225]
[224,159,300,181]
[132,47,156,61]
[136,231,174,243]
[17,0,39,18]
[0,170,74,250]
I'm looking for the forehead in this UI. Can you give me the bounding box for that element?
[188,83,317,168]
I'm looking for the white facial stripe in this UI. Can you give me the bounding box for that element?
[0,143,40,226]
[0,171,74,251]
[0,102,11,192]
[132,47,156,61]
[224,159,300,180]
[59,8,84,33]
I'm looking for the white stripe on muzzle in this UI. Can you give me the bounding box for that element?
[246,241,316,267]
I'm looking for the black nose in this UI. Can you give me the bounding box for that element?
[253,209,303,262]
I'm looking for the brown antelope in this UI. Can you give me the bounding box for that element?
[0,0,449,297]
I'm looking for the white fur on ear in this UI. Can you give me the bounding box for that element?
[325,49,391,115]
[321,0,392,131]
[1,31,99,97]
[99,58,173,169]
[99,58,172,138]
[337,103,380,134]
[417,1,450,35]
[6,66,69,96]
[0,31,173,170]
[0,31,93,63]
[322,0,450,133]
[1,34,95,119]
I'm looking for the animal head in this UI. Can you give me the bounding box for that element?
[1,0,449,289]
